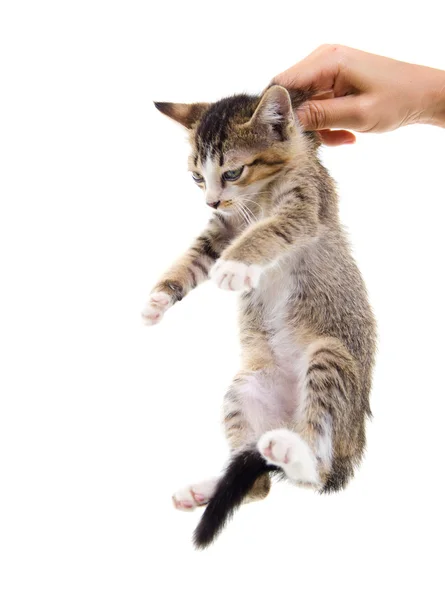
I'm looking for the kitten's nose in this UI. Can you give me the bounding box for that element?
[207,200,221,209]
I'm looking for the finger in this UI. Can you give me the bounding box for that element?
[272,45,346,93]
[310,90,335,101]
[317,129,356,146]
[296,96,366,131]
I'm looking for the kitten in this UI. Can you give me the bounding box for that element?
[144,85,376,548]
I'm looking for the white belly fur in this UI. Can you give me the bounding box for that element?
[239,254,309,437]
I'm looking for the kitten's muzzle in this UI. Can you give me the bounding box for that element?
[207,200,221,209]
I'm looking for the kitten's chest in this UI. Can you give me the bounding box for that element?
[244,254,304,362]
[253,254,300,318]
[240,256,308,419]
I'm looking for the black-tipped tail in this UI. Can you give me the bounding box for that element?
[193,449,278,549]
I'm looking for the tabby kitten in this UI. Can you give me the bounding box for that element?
[144,85,376,548]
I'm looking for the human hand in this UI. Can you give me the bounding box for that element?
[273,45,445,145]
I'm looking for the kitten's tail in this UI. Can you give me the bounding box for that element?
[193,448,279,550]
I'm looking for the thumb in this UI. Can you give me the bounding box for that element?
[297,96,365,131]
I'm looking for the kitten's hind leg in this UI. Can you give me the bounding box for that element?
[243,472,271,503]
[257,428,320,486]
[172,478,218,511]
[296,337,365,491]
[258,338,365,491]
[172,471,270,512]
[223,371,276,503]
[173,363,276,512]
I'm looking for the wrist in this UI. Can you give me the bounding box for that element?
[417,67,445,128]
[155,280,184,303]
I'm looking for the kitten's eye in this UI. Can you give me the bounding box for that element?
[222,166,244,182]
[192,172,204,184]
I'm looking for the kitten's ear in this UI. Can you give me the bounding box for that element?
[154,102,209,129]
[247,85,294,135]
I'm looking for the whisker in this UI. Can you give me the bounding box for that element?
[243,199,264,220]
[241,203,256,223]
[239,203,252,226]
[234,203,250,227]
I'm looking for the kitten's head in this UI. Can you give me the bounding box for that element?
[155,86,310,216]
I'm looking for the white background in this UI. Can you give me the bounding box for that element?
[1,1,444,598]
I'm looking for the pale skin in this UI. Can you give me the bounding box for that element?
[273,45,445,146]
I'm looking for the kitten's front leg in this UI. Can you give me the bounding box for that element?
[210,192,319,292]
[141,289,176,326]
[142,217,232,325]
[209,260,263,292]
[141,259,207,327]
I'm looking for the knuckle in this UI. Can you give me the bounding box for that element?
[316,43,332,53]
[354,97,375,128]
[318,43,345,55]
[305,102,326,130]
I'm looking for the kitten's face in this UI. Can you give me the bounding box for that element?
[155,86,302,217]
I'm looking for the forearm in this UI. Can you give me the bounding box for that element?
[423,67,445,128]
[403,63,445,128]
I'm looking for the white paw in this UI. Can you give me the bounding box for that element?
[141,291,172,326]
[172,478,218,511]
[210,260,263,291]
[258,429,319,485]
